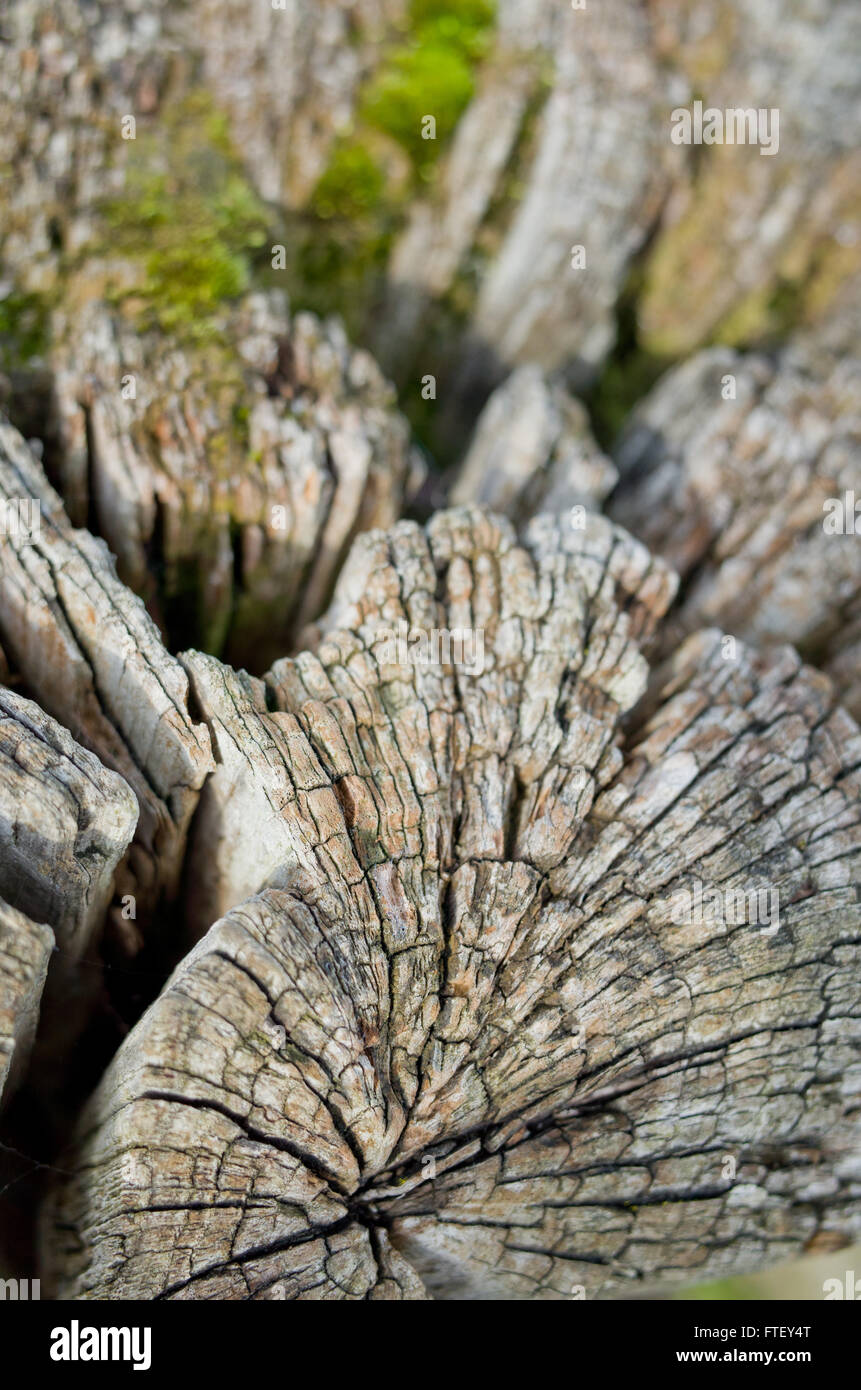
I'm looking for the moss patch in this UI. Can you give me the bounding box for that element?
[310,142,388,222]
[99,91,271,340]
[361,0,495,184]
[264,136,398,334]
[0,290,51,370]
[278,1,496,342]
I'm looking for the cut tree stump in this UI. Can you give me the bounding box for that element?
[1,0,857,1308]
[41,510,861,1299]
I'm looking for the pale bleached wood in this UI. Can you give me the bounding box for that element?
[2,0,858,403]
[0,898,53,1106]
[452,346,861,720]
[0,687,139,1104]
[609,345,861,717]
[0,685,138,961]
[47,293,417,668]
[0,417,214,942]
[42,510,859,1299]
[450,365,617,522]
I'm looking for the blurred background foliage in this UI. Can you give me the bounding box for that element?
[675,1244,861,1301]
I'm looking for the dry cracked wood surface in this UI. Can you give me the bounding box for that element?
[42,292,417,671]
[0,0,859,1306]
[0,684,138,1110]
[0,417,214,948]
[451,334,861,721]
[0,467,851,1299]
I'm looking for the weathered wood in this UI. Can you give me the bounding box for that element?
[0,686,138,961]
[0,0,856,1308]
[381,631,861,1296]
[0,418,214,943]
[636,0,861,357]
[46,293,417,667]
[378,0,667,386]
[452,342,861,720]
[0,686,139,1105]
[181,509,675,939]
[4,1,857,410]
[0,899,53,1106]
[609,345,861,717]
[450,365,617,522]
[41,511,860,1298]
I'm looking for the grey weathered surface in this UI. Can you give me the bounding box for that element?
[45,292,417,666]
[193,0,405,208]
[383,630,861,1296]
[42,511,860,1298]
[0,686,138,1104]
[2,0,859,1306]
[0,418,213,943]
[609,345,861,717]
[0,898,53,1106]
[0,1,156,292]
[180,508,672,939]
[0,685,138,961]
[450,365,617,522]
[380,0,668,385]
[450,345,861,720]
[637,0,861,357]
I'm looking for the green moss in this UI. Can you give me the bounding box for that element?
[279,0,496,338]
[100,91,271,339]
[361,45,473,179]
[386,51,551,463]
[586,270,671,449]
[410,0,495,40]
[270,139,395,332]
[267,208,395,338]
[361,0,495,182]
[0,290,51,369]
[253,135,396,335]
[310,141,388,221]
